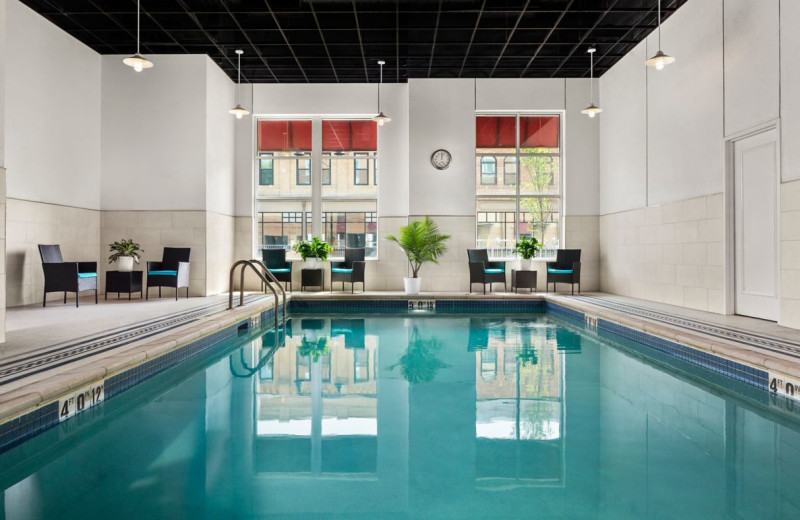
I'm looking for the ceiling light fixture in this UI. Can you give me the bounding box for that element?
[122,0,153,72]
[581,47,602,118]
[645,0,676,70]
[229,50,250,119]
[372,60,391,126]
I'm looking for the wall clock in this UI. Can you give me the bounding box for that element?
[431,149,452,170]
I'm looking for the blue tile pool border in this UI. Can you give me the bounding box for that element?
[596,318,769,390]
[0,303,284,455]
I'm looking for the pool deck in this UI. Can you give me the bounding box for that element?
[1,289,800,426]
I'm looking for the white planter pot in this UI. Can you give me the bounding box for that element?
[404,277,421,295]
[305,258,319,269]
[117,256,135,272]
[517,258,532,271]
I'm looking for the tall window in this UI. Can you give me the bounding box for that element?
[256,119,378,259]
[259,153,274,186]
[476,114,561,258]
[480,157,497,185]
[296,158,311,185]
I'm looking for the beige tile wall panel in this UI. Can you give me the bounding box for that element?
[6,198,101,307]
[206,212,235,295]
[600,194,725,313]
[780,179,800,329]
[0,169,5,342]
[100,210,207,297]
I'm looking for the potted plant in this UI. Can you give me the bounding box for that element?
[386,216,451,295]
[292,237,332,269]
[108,238,144,272]
[390,327,449,384]
[298,336,329,362]
[513,236,541,270]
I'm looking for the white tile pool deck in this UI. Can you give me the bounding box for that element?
[1,290,800,425]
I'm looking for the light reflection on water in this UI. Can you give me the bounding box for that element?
[1,314,799,519]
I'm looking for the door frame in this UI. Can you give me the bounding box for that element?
[723,119,781,318]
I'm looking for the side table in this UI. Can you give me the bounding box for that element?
[301,268,324,292]
[511,270,537,294]
[106,270,143,300]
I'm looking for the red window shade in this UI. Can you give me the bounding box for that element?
[323,120,377,151]
[476,115,560,149]
[520,116,559,149]
[476,116,516,148]
[258,120,312,152]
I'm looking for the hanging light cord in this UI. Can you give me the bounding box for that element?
[589,50,594,103]
[236,51,241,105]
[136,0,141,55]
[657,0,662,49]
[378,62,383,112]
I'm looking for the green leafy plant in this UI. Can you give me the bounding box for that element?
[516,345,539,366]
[513,236,542,260]
[293,237,333,261]
[386,216,451,278]
[298,336,329,362]
[390,328,449,384]
[108,238,144,264]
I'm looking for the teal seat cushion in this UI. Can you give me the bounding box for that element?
[149,270,178,276]
[484,268,504,274]
[77,272,97,279]
[332,267,353,274]
[547,268,573,274]
[269,268,291,274]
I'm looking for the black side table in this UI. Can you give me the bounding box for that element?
[106,270,143,300]
[301,268,324,292]
[511,270,537,294]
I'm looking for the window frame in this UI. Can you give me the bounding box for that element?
[296,157,311,186]
[354,153,369,185]
[480,156,497,185]
[503,156,517,186]
[259,153,274,186]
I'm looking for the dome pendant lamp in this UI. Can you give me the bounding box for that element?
[122,0,153,72]
[372,60,391,126]
[581,47,602,118]
[645,0,676,70]
[229,49,250,119]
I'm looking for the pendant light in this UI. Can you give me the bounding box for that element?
[645,0,676,70]
[229,50,250,119]
[581,47,602,118]
[372,60,391,126]
[122,0,153,71]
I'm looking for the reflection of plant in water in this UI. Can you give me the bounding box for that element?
[516,345,539,366]
[298,337,329,362]
[391,328,449,383]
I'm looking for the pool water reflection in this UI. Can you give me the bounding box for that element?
[1,313,799,519]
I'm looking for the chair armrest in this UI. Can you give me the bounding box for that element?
[572,261,582,278]
[177,261,191,286]
[44,263,78,279]
[352,261,366,277]
[468,261,485,279]
[147,261,164,271]
[78,262,97,273]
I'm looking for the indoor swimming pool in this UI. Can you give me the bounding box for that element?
[1,310,799,519]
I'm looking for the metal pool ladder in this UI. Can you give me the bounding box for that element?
[228,259,287,329]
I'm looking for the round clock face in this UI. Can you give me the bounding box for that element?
[431,149,452,170]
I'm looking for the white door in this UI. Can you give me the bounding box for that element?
[734,128,779,321]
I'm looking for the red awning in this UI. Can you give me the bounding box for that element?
[323,120,377,151]
[258,120,312,151]
[476,115,559,149]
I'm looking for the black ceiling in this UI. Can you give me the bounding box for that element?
[21,0,687,83]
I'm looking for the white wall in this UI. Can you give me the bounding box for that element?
[100,54,207,211]
[780,0,800,182]
[205,58,235,216]
[0,0,6,168]
[408,79,476,216]
[5,0,101,209]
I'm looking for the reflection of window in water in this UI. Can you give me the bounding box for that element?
[259,352,274,381]
[354,349,369,382]
[480,348,498,381]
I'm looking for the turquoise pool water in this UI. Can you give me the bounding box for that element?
[1,312,799,519]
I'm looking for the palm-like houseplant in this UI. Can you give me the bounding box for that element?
[386,216,451,295]
[108,239,144,273]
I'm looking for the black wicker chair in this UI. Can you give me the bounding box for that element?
[331,248,366,293]
[546,249,582,294]
[38,244,98,307]
[467,249,506,294]
[146,247,191,300]
[262,248,293,292]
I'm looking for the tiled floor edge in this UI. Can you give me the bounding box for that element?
[543,295,792,388]
[0,298,283,453]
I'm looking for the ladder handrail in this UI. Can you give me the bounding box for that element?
[249,258,287,321]
[228,260,280,330]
